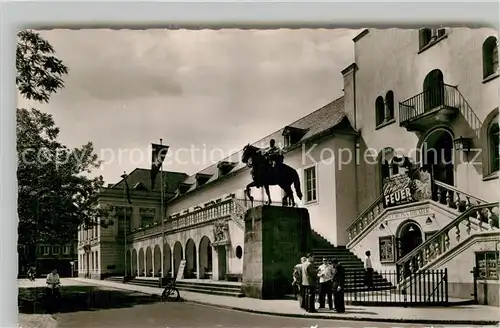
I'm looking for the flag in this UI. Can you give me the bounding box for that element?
[151,143,169,189]
[121,173,132,204]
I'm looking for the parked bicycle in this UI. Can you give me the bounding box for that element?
[161,278,180,302]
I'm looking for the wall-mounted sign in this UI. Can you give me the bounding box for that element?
[382,167,433,208]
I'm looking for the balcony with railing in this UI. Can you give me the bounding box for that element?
[399,83,462,131]
[128,193,254,240]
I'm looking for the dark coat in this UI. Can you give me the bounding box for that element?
[332,263,345,290]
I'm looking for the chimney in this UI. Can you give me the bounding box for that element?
[341,63,358,130]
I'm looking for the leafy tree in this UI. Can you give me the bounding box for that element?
[16,30,107,265]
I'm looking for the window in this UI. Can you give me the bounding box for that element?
[475,251,499,280]
[482,36,498,79]
[489,118,499,173]
[385,90,395,120]
[52,246,60,255]
[304,166,317,203]
[42,246,50,256]
[419,28,446,51]
[95,251,98,270]
[63,245,71,255]
[375,96,385,126]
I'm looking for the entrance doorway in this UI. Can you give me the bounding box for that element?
[398,221,424,258]
[217,246,227,281]
[423,69,445,111]
[422,129,454,185]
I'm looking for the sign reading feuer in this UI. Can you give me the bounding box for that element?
[382,167,433,209]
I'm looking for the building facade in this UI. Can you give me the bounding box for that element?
[78,27,499,305]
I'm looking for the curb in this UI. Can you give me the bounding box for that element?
[182,299,500,326]
[75,282,500,326]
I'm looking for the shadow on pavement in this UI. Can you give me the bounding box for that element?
[18,285,161,314]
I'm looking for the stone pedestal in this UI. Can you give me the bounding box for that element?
[242,205,312,299]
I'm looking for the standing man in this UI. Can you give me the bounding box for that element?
[364,250,374,289]
[292,257,306,309]
[301,253,317,313]
[331,259,346,313]
[317,257,334,310]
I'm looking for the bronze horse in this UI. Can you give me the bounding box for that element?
[241,144,302,207]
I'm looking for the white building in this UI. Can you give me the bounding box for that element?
[78,27,499,305]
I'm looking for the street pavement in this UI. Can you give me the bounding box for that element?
[54,299,494,328]
[18,279,499,328]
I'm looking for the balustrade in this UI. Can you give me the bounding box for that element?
[347,195,384,242]
[396,202,499,279]
[128,194,247,239]
[347,181,490,244]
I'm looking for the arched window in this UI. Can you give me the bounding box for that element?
[375,96,385,126]
[385,90,395,120]
[482,36,498,79]
[489,118,499,174]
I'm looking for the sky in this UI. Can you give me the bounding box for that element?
[17,28,361,184]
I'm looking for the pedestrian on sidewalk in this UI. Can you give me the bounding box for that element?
[301,254,317,313]
[317,257,334,310]
[331,259,345,313]
[292,257,306,309]
[364,250,374,289]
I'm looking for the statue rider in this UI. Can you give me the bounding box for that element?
[261,138,284,172]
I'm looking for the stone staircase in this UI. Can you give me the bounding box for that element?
[311,230,394,292]
[105,276,244,298]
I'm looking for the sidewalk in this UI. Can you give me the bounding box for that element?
[69,278,500,325]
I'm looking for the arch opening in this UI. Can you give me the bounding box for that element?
[173,241,183,278]
[198,236,213,279]
[185,239,197,278]
[397,221,424,259]
[138,249,145,276]
[145,246,153,277]
[421,128,454,186]
[163,243,172,278]
[154,245,162,277]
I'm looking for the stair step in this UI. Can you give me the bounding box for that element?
[176,286,244,297]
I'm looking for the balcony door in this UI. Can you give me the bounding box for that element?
[423,69,444,111]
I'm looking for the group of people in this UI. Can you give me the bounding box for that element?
[292,254,345,313]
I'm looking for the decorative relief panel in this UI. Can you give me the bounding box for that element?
[212,220,230,246]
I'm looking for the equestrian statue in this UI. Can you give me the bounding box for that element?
[241,139,303,207]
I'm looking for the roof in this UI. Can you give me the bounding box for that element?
[111,168,188,195]
[170,96,350,200]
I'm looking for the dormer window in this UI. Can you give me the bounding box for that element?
[133,182,149,191]
[282,126,308,148]
[177,182,192,194]
[217,161,236,176]
[419,28,446,52]
[196,173,212,187]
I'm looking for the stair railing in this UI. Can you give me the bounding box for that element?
[448,85,482,138]
[434,180,487,211]
[347,181,489,245]
[347,194,384,243]
[396,202,499,280]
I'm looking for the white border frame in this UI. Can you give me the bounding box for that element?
[2,2,499,327]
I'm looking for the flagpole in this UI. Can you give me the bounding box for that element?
[123,171,128,278]
[160,139,165,278]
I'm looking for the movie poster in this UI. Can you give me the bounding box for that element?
[382,167,433,208]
